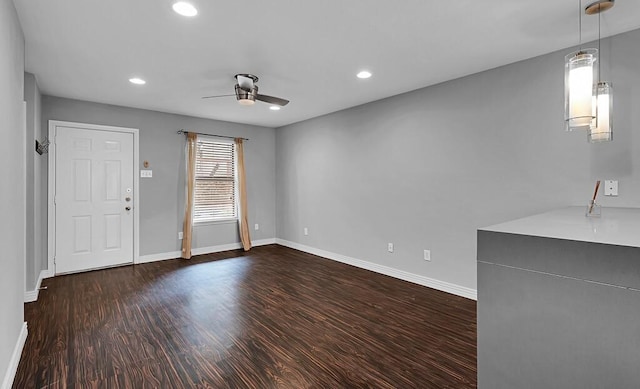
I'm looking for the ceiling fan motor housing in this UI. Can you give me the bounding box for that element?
[199,73,287,106]
[235,84,258,105]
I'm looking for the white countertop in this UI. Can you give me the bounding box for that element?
[480,207,640,248]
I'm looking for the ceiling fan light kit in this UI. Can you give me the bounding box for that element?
[235,84,257,105]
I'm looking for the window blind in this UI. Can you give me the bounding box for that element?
[193,139,236,222]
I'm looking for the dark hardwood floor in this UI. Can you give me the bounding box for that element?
[14,245,477,388]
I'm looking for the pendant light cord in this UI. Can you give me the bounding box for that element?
[598,6,601,82]
[578,0,582,50]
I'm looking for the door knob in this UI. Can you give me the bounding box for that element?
[125,197,131,202]
[125,206,132,211]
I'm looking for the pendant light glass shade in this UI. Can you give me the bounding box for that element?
[588,81,613,142]
[564,49,598,131]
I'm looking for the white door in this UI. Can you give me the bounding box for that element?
[54,126,134,274]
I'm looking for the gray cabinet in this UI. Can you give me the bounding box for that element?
[477,208,640,388]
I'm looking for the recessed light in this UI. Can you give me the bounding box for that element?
[357,70,372,79]
[269,106,281,111]
[129,77,146,85]
[172,1,198,17]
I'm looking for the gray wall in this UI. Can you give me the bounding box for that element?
[275,28,640,291]
[24,72,44,292]
[41,96,276,257]
[0,0,25,382]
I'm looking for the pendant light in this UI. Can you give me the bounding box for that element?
[589,82,612,142]
[586,0,614,143]
[564,0,598,132]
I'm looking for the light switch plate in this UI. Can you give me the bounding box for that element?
[604,180,618,196]
[140,170,153,178]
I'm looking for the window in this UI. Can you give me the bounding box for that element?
[193,138,237,223]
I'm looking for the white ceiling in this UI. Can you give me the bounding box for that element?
[14,0,640,128]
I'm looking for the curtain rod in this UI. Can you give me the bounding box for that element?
[177,129,249,141]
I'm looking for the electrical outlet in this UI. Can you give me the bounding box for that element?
[424,249,431,261]
[304,227,309,236]
[178,231,183,240]
[388,243,394,253]
[254,223,259,230]
[604,180,618,196]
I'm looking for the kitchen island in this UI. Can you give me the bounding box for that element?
[477,207,640,388]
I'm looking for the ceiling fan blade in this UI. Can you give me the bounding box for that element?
[236,75,254,92]
[201,94,235,99]
[256,94,290,106]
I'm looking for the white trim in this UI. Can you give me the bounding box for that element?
[24,269,49,303]
[22,102,27,310]
[1,322,27,389]
[48,120,140,276]
[137,251,182,264]
[136,238,277,264]
[133,130,140,268]
[191,243,242,256]
[253,238,277,246]
[275,239,477,300]
[191,238,276,256]
[23,290,37,303]
[47,122,55,275]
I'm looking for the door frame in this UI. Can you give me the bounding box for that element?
[48,120,140,275]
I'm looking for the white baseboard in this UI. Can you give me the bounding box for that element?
[137,238,277,265]
[275,239,477,300]
[191,243,242,256]
[1,322,27,389]
[191,238,276,256]
[137,250,182,264]
[253,238,277,246]
[24,269,49,303]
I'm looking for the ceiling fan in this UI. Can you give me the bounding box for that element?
[202,74,290,107]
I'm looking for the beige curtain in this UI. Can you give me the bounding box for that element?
[235,138,252,251]
[181,132,197,259]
